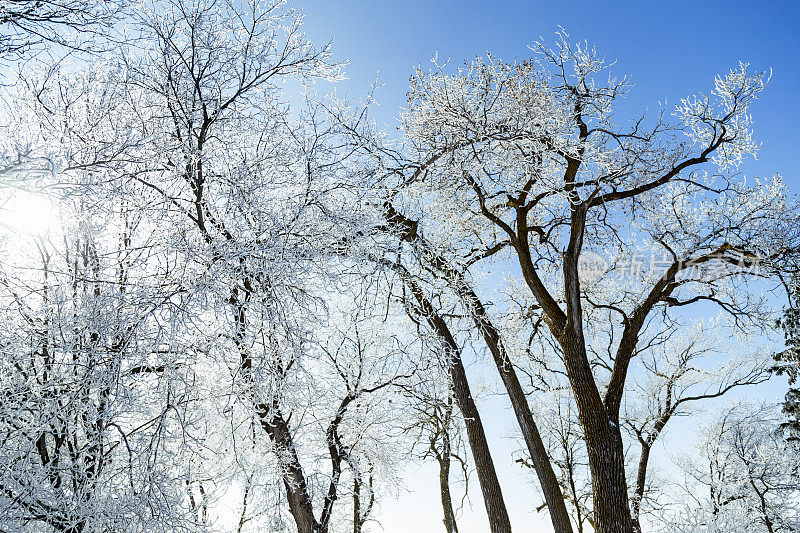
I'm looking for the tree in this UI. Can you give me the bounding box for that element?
[4,1,420,531]
[376,252,514,533]
[0,54,200,531]
[773,274,800,437]
[105,1,415,530]
[3,3,800,531]
[0,0,124,57]
[0,197,194,532]
[622,321,771,525]
[341,31,800,533]
[663,403,800,532]
[401,354,474,533]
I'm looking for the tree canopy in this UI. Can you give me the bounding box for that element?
[0,2,798,533]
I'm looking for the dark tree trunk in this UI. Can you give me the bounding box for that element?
[257,400,320,533]
[402,273,512,533]
[559,203,636,533]
[631,441,650,531]
[445,340,512,533]
[513,200,637,533]
[583,424,635,533]
[456,283,574,533]
[353,476,362,533]
[438,443,459,533]
[384,203,570,532]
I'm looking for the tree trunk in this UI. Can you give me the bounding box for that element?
[586,429,635,533]
[561,336,635,533]
[456,283,573,533]
[631,441,650,531]
[437,420,459,533]
[446,345,512,533]
[384,203,570,532]
[353,476,362,533]
[403,274,512,533]
[257,400,320,533]
[559,202,636,533]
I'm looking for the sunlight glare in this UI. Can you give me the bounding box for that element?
[0,189,60,238]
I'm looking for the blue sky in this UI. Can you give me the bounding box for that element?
[301,0,800,189]
[297,3,800,531]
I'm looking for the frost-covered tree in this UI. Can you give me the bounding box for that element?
[339,31,800,533]
[773,274,800,437]
[663,404,800,533]
[0,197,195,532]
[101,1,412,531]
[3,3,800,532]
[0,0,125,57]
[622,321,771,524]
[0,51,200,530]
[2,0,420,531]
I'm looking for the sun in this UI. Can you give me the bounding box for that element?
[0,189,60,238]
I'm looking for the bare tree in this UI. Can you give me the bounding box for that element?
[623,322,771,526]
[0,197,193,532]
[367,244,524,532]
[0,0,125,57]
[402,367,472,533]
[663,403,800,532]
[4,3,800,531]
[337,31,800,533]
[105,3,420,531]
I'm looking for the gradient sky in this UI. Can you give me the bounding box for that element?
[301,0,800,188]
[295,3,800,531]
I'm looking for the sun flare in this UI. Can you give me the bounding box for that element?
[0,189,60,238]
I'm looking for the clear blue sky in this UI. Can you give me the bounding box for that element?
[298,3,800,531]
[301,0,800,189]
